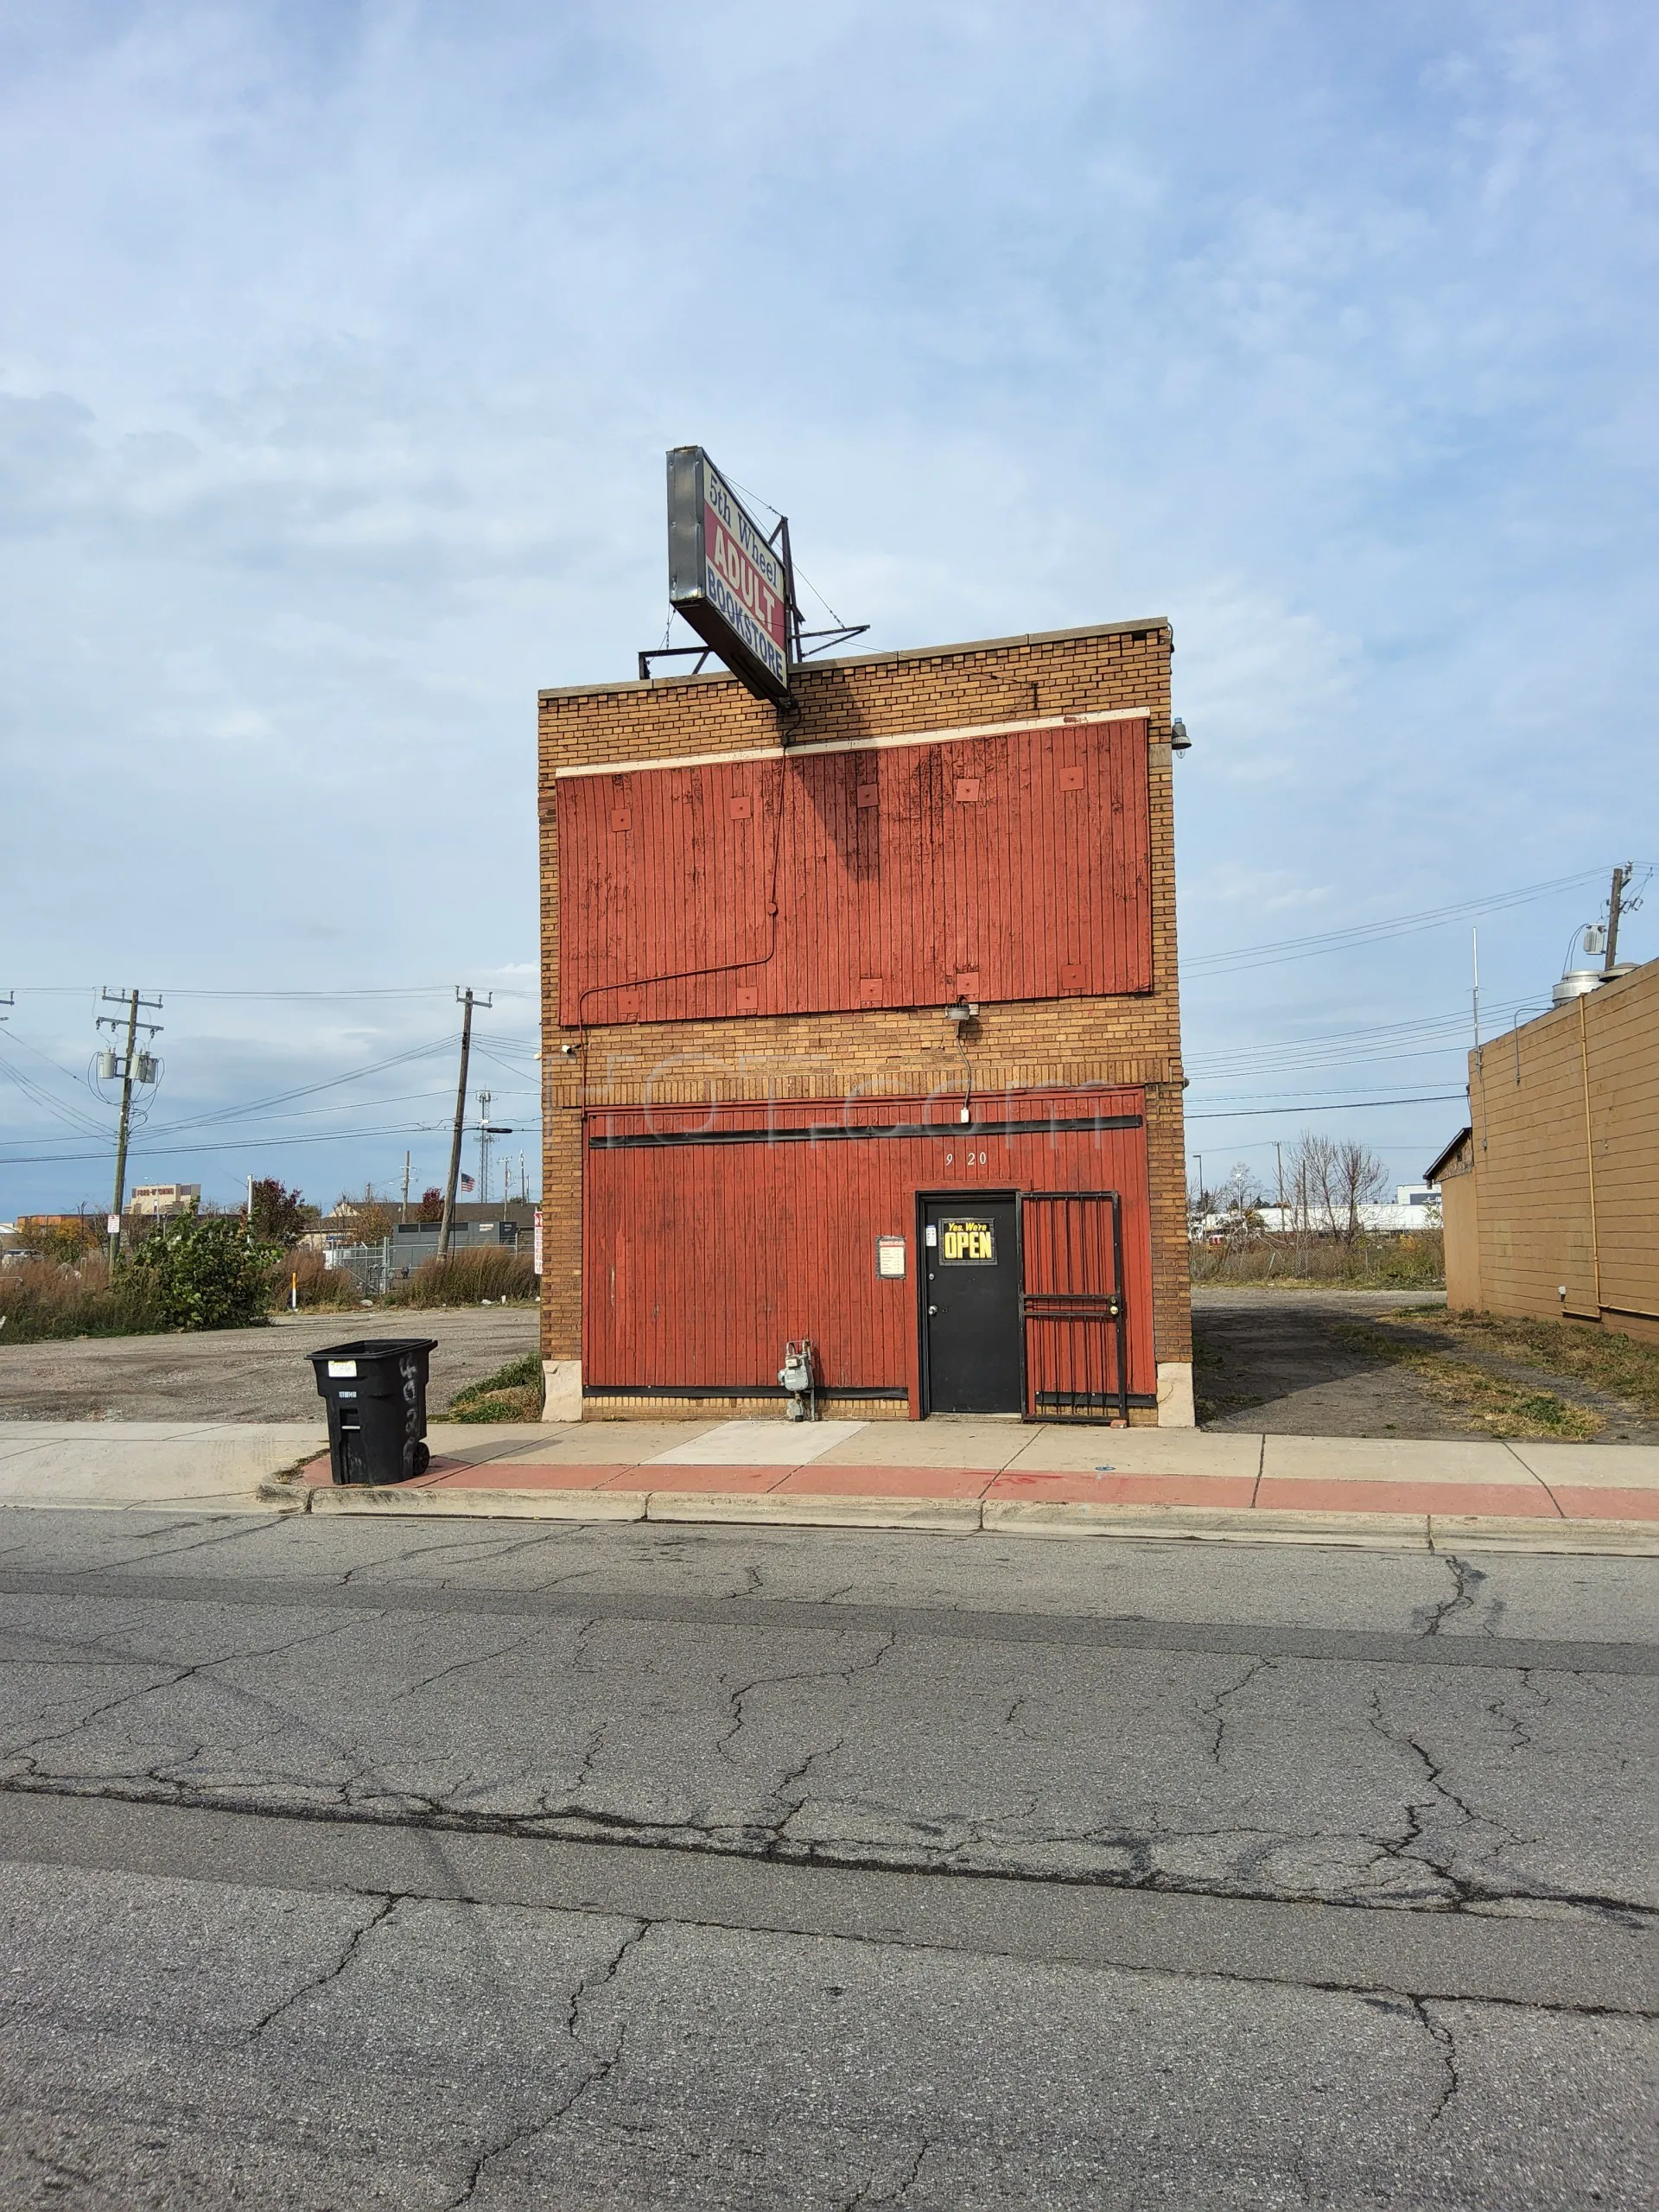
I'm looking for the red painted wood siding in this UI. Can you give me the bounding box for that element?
[557,717,1150,1026]
[1020,1192,1128,1416]
[582,1088,1154,1407]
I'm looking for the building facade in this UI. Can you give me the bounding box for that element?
[538,620,1192,1423]
[1427,957,1657,1342]
[129,1183,200,1217]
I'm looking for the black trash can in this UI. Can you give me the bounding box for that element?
[308,1338,439,1486]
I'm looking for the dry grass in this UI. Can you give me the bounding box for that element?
[0,1255,167,1344]
[385,1248,537,1308]
[1419,1312,1659,1424]
[1333,1317,1609,1440]
[1402,1357,1604,1440]
[1191,1230,1444,1289]
[270,1250,362,1312]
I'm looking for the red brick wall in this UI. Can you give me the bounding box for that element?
[538,620,1191,1407]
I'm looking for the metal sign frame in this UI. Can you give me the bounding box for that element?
[645,447,868,698]
[665,446,794,703]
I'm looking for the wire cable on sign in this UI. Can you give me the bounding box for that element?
[720,473,849,628]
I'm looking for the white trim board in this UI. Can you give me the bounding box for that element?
[552,709,1154,783]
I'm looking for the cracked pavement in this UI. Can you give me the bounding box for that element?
[0,1506,1653,2208]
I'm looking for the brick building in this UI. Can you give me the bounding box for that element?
[1427,957,1657,1341]
[537,620,1192,1424]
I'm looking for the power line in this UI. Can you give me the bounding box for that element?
[1185,1090,1467,1121]
[0,1120,451,1167]
[1183,868,1642,976]
[2,983,537,1002]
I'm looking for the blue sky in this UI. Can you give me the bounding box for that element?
[1,0,1654,1217]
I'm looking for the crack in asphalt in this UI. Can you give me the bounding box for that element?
[380,1627,550,1705]
[1409,1996,1462,2123]
[3,1773,1650,1927]
[3,1569,1649,1674]
[1,1616,367,1773]
[439,1926,648,2209]
[442,2031,628,2208]
[248,1891,400,2037]
[566,1921,652,2040]
[716,1631,897,1779]
[1200,1656,1274,1765]
[1414,1554,1503,1641]
[840,2132,933,2208]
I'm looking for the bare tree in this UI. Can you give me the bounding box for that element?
[1287,1132,1340,1235]
[1334,1140,1389,1243]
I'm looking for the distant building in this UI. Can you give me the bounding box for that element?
[1426,958,1656,1341]
[1251,1189,1443,1236]
[130,1183,200,1217]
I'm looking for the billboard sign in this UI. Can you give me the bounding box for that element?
[666,446,791,702]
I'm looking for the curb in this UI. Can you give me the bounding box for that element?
[289,1481,1659,1554]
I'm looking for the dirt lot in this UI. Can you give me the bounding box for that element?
[3,1291,1653,1444]
[0,1307,539,1422]
[1194,1288,1659,1443]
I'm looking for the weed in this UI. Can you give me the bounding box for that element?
[385,1249,537,1308]
[448,1352,543,1423]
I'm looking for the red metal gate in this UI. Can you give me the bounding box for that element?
[1020,1192,1128,1424]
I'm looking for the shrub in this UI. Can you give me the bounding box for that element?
[31,1217,108,1264]
[0,1254,166,1343]
[385,1248,537,1307]
[122,1210,281,1330]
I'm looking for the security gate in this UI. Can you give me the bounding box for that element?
[1019,1192,1128,1424]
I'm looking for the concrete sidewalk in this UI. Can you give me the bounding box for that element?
[0,1423,322,1512]
[307,1416,1659,1551]
[3,1417,1656,1552]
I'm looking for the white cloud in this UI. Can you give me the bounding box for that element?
[0,0,1654,1205]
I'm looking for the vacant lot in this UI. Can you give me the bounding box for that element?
[1195,1289,1659,1443]
[4,1293,1654,1443]
[0,1306,539,1421]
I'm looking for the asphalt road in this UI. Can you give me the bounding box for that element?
[0,1508,1653,2209]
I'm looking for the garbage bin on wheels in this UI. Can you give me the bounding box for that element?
[308,1338,439,1485]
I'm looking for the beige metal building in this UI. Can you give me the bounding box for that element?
[1427,958,1657,1342]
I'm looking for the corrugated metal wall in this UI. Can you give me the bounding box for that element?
[582,1088,1154,1408]
[557,718,1151,1027]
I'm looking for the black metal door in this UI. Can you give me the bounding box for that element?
[921,1196,1021,1414]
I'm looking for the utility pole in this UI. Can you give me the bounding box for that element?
[1604,862,1634,974]
[1274,1140,1285,1217]
[437,988,488,1260]
[477,1089,492,1205]
[401,1150,411,1224]
[96,988,162,1260]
